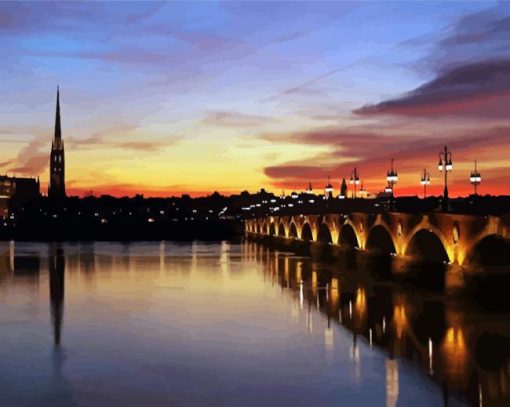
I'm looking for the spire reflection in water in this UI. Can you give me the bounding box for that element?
[49,245,65,346]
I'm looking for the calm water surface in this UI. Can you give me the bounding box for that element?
[0,241,508,406]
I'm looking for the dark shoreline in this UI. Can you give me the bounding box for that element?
[0,220,244,242]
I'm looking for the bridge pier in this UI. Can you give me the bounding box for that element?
[445,264,466,294]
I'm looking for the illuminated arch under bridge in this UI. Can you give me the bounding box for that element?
[246,212,510,268]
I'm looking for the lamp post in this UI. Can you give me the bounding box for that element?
[469,160,481,196]
[324,176,334,199]
[420,168,430,198]
[386,158,398,211]
[350,167,360,199]
[438,145,453,212]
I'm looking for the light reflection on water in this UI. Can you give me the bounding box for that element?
[0,241,507,406]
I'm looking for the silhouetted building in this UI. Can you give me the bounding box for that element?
[49,87,66,198]
[340,178,348,199]
[0,175,40,216]
[324,177,334,199]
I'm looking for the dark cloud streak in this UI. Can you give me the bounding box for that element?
[354,59,510,118]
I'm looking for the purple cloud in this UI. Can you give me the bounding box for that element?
[354,59,510,118]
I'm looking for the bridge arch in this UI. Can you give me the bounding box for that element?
[339,221,360,248]
[278,221,287,237]
[289,222,298,239]
[317,223,333,244]
[465,233,510,267]
[269,222,276,237]
[261,221,268,235]
[366,224,397,255]
[301,222,314,242]
[405,228,450,263]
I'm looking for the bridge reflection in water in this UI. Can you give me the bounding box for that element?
[244,240,510,406]
[0,241,508,406]
[247,212,510,295]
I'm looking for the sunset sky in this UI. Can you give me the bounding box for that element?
[1,1,509,197]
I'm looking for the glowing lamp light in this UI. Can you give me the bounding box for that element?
[386,163,398,184]
[470,160,482,195]
[324,176,334,199]
[386,159,398,211]
[291,191,299,199]
[420,168,431,200]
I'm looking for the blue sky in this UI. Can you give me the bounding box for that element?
[0,1,508,196]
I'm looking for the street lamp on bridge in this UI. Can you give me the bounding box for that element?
[350,167,360,199]
[420,168,430,199]
[386,158,398,210]
[469,160,481,196]
[324,176,334,199]
[438,145,453,212]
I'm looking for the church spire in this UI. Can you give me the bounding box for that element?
[49,86,66,198]
[54,86,62,144]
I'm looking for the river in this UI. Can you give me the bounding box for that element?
[0,240,508,406]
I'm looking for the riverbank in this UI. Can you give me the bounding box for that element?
[0,220,244,241]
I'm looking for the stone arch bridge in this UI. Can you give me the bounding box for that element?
[245,212,510,268]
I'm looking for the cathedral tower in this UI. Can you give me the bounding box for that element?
[49,87,66,198]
